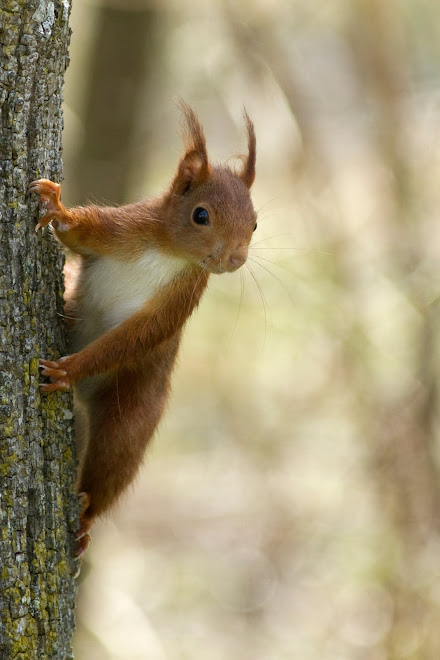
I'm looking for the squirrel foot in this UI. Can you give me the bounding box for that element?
[76,492,93,558]
[75,532,92,559]
[73,532,92,579]
[39,358,71,392]
[73,493,93,577]
[28,178,63,231]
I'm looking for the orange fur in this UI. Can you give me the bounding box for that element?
[29,103,257,556]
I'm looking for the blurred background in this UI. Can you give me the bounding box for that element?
[63,1,440,658]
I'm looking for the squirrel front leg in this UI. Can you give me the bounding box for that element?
[29,178,104,254]
[29,178,166,257]
[28,178,125,255]
[39,268,209,392]
[29,178,113,255]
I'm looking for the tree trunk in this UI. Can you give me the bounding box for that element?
[0,1,78,658]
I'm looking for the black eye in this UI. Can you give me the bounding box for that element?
[192,207,210,226]
[253,222,258,232]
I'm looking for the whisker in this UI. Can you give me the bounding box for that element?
[230,267,246,340]
[246,262,268,349]
[56,311,87,321]
[251,246,334,255]
[248,256,296,306]
[186,262,212,315]
[250,252,294,276]
[251,233,297,248]
[115,370,122,418]
[255,197,280,216]
[251,247,304,251]
[249,251,300,277]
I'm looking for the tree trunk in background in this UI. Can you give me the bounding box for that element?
[70,3,160,205]
[0,1,78,657]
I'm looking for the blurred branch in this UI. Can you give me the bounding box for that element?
[70,2,162,205]
[223,3,331,176]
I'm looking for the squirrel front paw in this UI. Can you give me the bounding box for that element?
[28,178,64,231]
[39,357,71,392]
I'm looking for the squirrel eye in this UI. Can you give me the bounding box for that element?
[253,222,258,232]
[192,207,210,226]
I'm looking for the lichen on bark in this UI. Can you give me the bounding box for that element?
[0,1,78,657]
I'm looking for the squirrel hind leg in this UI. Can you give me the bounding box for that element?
[77,368,169,523]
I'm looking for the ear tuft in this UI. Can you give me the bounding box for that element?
[178,100,208,157]
[171,101,211,195]
[239,109,256,189]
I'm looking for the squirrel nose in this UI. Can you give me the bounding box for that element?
[228,252,247,271]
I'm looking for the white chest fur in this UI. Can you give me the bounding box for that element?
[78,250,188,345]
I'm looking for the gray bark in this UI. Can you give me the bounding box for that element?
[0,1,78,658]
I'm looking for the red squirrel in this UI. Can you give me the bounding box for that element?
[29,102,257,556]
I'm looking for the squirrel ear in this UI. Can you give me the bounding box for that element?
[239,110,256,189]
[172,101,211,195]
[172,149,211,196]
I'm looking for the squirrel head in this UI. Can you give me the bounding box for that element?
[162,101,257,274]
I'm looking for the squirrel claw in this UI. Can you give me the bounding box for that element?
[73,532,92,578]
[40,381,70,392]
[39,359,67,378]
[78,491,91,515]
[75,532,92,559]
[75,492,93,558]
[28,178,61,197]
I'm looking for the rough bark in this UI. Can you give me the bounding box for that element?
[0,1,78,658]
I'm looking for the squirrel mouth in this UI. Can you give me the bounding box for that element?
[211,265,227,274]
[200,258,226,275]
[201,254,246,274]
[207,262,243,275]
